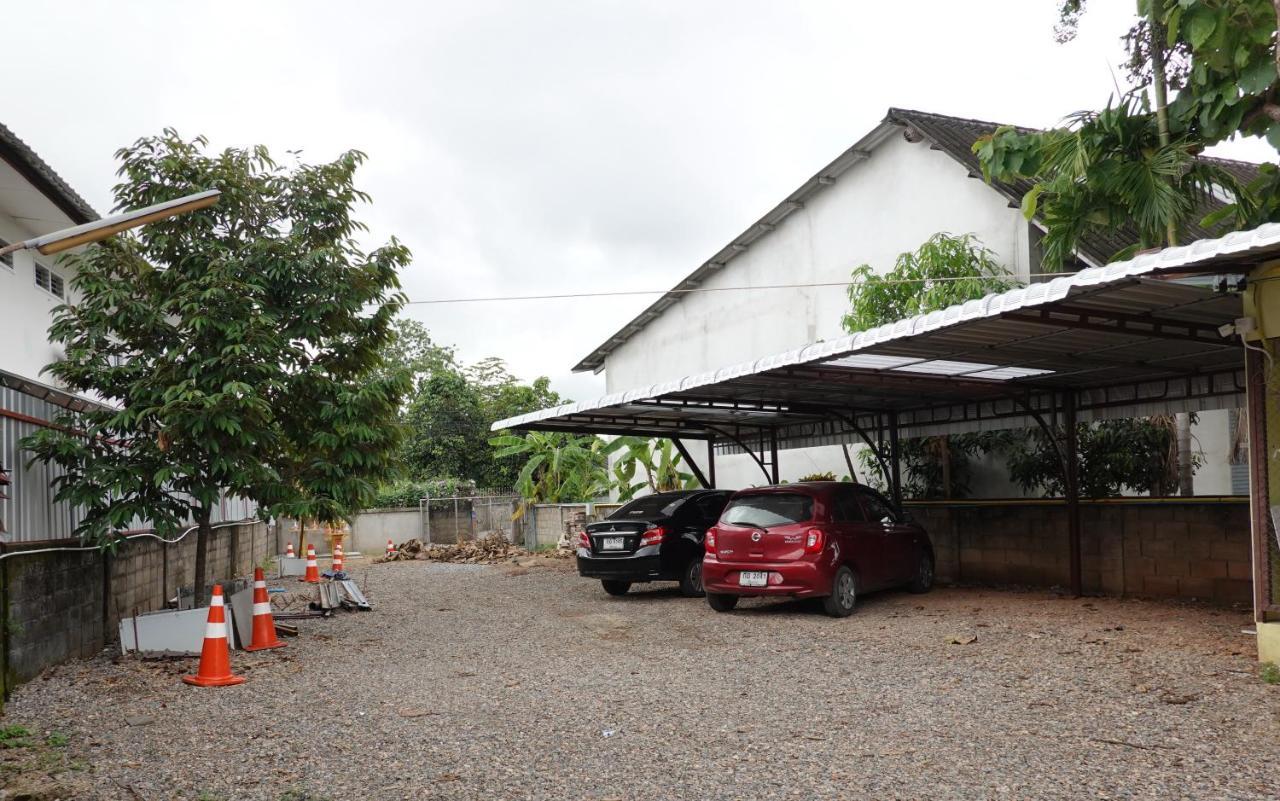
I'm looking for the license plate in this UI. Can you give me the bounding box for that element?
[739,571,768,587]
[601,536,625,551]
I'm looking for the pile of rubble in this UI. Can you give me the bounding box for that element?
[382,535,526,564]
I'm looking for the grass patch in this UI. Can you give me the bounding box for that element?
[280,790,333,801]
[44,732,69,748]
[0,725,32,749]
[1261,662,1280,685]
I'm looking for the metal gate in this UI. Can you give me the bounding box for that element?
[418,492,521,544]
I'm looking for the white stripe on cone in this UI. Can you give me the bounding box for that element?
[254,580,266,590]
[252,602,273,615]
[205,621,227,639]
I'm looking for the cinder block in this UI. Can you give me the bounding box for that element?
[1178,577,1214,599]
[1154,559,1190,578]
[1213,578,1252,604]
[1189,560,1229,579]
[1227,560,1253,580]
[1143,576,1181,597]
[1210,540,1250,561]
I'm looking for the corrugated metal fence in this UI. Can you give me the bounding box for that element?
[1,386,256,542]
[0,385,83,541]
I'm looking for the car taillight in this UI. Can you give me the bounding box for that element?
[705,526,717,555]
[804,528,824,554]
[640,525,667,548]
[577,531,590,549]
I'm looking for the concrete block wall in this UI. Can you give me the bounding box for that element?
[907,499,1251,604]
[1,521,269,691]
[4,545,104,690]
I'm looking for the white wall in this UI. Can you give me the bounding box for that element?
[0,213,78,385]
[603,131,1031,391]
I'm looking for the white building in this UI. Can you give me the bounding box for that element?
[574,109,1251,495]
[0,122,100,540]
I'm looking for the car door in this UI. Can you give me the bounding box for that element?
[833,486,890,589]
[856,489,916,585]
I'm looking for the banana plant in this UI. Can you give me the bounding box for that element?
[609,437,699,501]
[489,431,614,517]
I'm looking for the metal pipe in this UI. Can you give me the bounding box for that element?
[769,428,780,484]
[1064,392,1082,597]
[707,439,717,489]
[672,438,711,488]
[888,411,902,508]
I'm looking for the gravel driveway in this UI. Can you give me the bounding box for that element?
[4,556,1279,800]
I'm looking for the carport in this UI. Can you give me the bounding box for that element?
[495,224,1280,657]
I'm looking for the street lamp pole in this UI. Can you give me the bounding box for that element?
[0,189,220,258]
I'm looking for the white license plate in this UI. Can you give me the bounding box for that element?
[738,571,768,587]
[601,536,625,551]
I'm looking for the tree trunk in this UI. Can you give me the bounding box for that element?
[1176,413,1193,496]
[1149,1,1179,249]
[193,506,212,607]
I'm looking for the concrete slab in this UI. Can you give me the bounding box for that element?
[278,556,306,577]
[228,586,255,648]
[120,603,243,655]
[119,608,209,656]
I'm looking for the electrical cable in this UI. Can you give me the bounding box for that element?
[402,272,1082,306]
[0,518,260,561]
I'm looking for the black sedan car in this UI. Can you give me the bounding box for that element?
[576,489,732,597]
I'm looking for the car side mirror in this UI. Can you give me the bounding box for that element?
[880,515,894,525]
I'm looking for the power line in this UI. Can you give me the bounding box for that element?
[402,272,1081,306]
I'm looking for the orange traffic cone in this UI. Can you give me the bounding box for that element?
[182,585,245,687]
[302,544,320,583]
[385,539,395,558]
[286,542,295,558]
[244,568,286,651]
[332,543,344,573]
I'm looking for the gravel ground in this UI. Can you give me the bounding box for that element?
[4,556,1280,800]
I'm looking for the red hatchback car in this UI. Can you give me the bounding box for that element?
[702,482,934,617]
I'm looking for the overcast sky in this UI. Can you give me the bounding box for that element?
[5,2,1274,402]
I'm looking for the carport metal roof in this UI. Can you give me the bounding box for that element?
[495,226,1280,448]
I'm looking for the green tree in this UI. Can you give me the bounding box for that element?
[845,233,1014,498]
[609,438,699,501]
[394,347,565,488]
[25,131,409,603]
[1003,416,1194,497]
[380,318,458,393]
[843,233,1015,334]
[974,93,1240,269]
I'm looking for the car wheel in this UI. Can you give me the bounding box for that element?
[706,592,739,612]
[601,579,632,596]
[822,566,857,618]
[908,552,935,594]
[679,557,705,598]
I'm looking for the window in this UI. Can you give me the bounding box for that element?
[858,491,898,525]
[722,493,814,528]
[35,264,64,298]
[832,489,866,523]
[693,492,730,523]
[610,493,687,520]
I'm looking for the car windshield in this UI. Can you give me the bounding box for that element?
[721,493,814,528]
[610,494,686,520]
